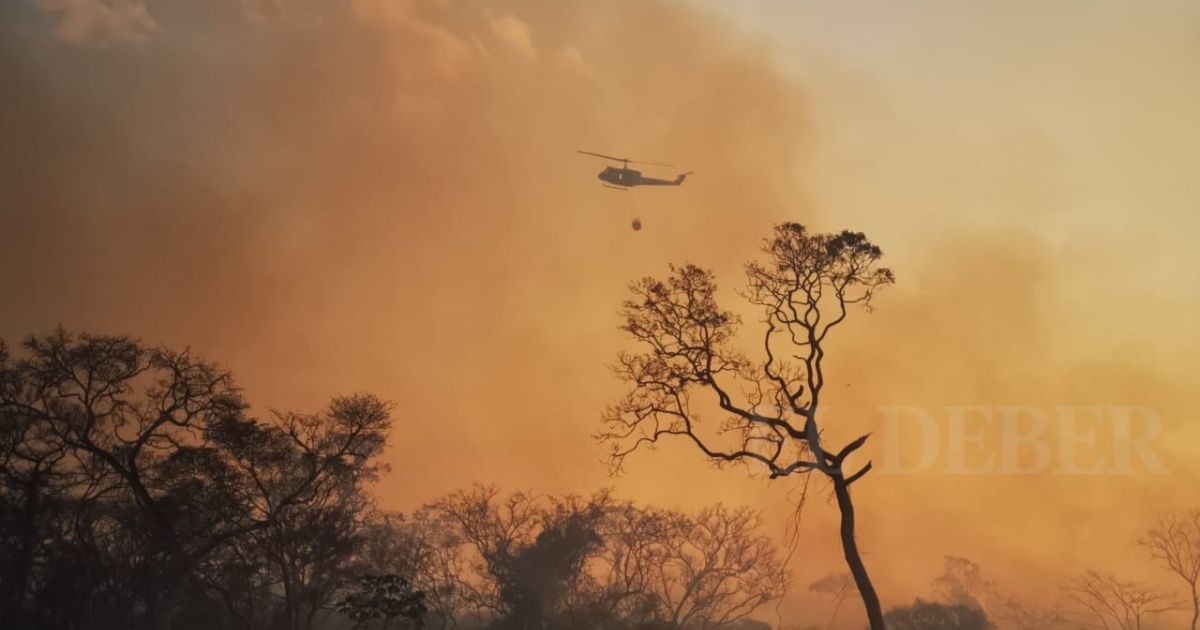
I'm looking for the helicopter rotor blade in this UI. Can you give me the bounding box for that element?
[578,150,628,162]
[577,150,675,168]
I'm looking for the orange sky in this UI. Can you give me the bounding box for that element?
[1,1,1197,628]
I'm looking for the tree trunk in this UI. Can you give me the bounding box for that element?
[279,550,299,630]
[1190,591,1198,630]
[831,475,886,630]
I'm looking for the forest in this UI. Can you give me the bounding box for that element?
[3,225,1197,630]
[0,328,784,630]
[3,0,1197,628]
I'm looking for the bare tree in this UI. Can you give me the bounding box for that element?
[645,505,787,630]
[590,501,671,626]
[432,486,613,630]
[599,223,894,630]
[430,485,546,621]
[1063,571,1180,630]
[1139,510,1200,630]
[428,487,787,630]
[992,596,1070,630]
[590,502,788,630]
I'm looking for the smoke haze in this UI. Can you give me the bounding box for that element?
[2,0,1197,627]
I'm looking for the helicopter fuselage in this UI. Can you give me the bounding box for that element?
[599,166,640,186]
[598,166,687,187]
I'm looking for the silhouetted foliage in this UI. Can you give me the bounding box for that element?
[883,599,993,630]
[0,329,393,630]
[427,485,787,630]
[358,510,466,630]
[432,486,611,630]
[491,509,603,630]
[338,574,428,630]
[0,330,788,630]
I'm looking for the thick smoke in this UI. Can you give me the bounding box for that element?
[0,0,811,507]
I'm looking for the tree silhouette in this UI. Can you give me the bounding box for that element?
[1139,510,1200,630]
[2,328,792,630]
[430,485,550,621]
[883,599,992,630]
[359,509,467,630]
[931,556,1069,630]
[0,328,393,630]
[492,509,604,630]
[596,503,788,630]
[432,485,611,630]
[1063,571,1180,630]
[599,223,894,630]
[428,486,786,630]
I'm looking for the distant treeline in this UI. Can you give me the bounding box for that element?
[0,329,787,630]
[5,330,1199,630]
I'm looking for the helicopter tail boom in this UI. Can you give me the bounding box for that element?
[629,171,693,187]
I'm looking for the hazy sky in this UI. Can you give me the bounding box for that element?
[1,1,1197,627]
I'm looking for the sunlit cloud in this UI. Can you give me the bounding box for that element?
[36,0,158,46]
[487,12,536,59]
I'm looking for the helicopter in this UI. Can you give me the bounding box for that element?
[577,150,692,190]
